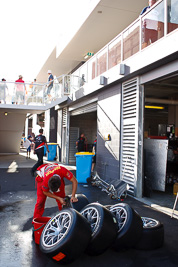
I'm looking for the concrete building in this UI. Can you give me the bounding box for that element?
[1,0,178,199]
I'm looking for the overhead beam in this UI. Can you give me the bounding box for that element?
[145,97,178,105]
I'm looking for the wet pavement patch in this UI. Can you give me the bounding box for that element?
[0,201,24,212]
[0,168,178,266]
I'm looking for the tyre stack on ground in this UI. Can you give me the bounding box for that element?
[38,194,164,264]
[107,203,164,251]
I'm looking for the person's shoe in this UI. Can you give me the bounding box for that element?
[30,169,35,177]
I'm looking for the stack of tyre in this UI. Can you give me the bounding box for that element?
[39,194,164,264]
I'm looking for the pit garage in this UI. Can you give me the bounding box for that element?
[68,101,97,164]
[144,73,178,197]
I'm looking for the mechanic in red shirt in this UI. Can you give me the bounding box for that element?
[33,163,78,219]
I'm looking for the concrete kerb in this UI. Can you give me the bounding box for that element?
[134,196,178,220]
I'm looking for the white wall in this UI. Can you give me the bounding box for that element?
[0,112,26,153]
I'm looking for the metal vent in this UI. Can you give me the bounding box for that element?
[62,107,67,127]
[121,78,139,196]
[69,127,79,164]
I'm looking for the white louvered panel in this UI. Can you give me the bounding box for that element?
[124,103,136,109]
[123,100,136,106]
[123,140,135,144]
[120,77,139,196]
[123,146,135,151]
[123,87,137,93]
[123,93,136,101]
[123,133,136,137]
[123,165,134,172]
[123,133,135,137]
[123,104,136,110]
[123,111,137,119]
[123,139,135,143]
[122,151,135,157]
[123,143,135,147]
[62,107,67,127]
[123,110,136,115]
[123,148,135,153]
[122,158,135,166]
[123,95,137,102]
[123,123,136,129]
[123,106,137,112]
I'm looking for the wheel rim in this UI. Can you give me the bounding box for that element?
[141,217,159,228]
[81,207,100,236]
[41,211,72,248]
[109,205,127,232]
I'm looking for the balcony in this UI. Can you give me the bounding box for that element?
[1,0,177,109]
[0,75,83,110]
[73,0,178,95]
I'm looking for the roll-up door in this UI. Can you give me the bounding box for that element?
[120,77,139,196]
[69,127,79,164]
[70,102,97,116]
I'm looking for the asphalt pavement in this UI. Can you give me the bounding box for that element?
[0,154,178,267]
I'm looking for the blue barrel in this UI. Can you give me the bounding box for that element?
[44,146,47,156]
[75,152,94,183]
[47,143,58,161]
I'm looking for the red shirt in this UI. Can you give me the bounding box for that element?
[15,78,25,92]
[36,163,73,195]
[15,78,24,83]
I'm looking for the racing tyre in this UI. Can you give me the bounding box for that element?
[80,202,118,256]
[86,177,92,184]
[109,203,143,250]
[134,217,164,250]
[39,208,92,264]
[105,205,112,210]
[68,194,89,212]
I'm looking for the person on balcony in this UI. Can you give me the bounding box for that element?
[0,78,8,104]
[140,0,159,48]
[140,0,157,15]
[15,75,25,104]
[29,78,37,96]
[46,70,54,100]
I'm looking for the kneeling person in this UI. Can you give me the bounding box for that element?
[33,163,78,219]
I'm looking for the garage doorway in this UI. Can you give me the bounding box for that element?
[69,112,97,164]
[144,74,178,204]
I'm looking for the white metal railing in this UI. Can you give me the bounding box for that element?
[74,0,178,82]
[0,75,83,106]
[1,0,177,107]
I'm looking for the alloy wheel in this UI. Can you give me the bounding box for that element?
[41,212,72,248]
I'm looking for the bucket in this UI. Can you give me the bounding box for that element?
[32,217,51,245]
